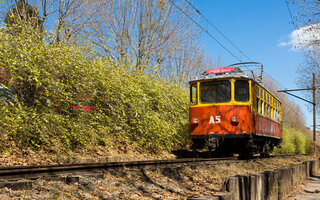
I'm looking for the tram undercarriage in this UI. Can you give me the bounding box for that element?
[191,134,282,157]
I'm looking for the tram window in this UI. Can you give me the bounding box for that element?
[190,83,197,105]
[261,101,264,115]
[266,94,268,103]
[235,80,249,102]
[273,99,275,107]
[272,108,274,119]
[272,99,274,107]
[269,95,271,104]
[271,108,276,119]
[200,80,231,103]
[257,99,260,113]
[256,87,260,97]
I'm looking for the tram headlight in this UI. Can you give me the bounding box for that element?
[192,118,199,124]
[231,116,237,122]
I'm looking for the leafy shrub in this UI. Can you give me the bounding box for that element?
[0,27,190,154]
[274,126,311,154]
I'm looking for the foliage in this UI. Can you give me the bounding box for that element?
[0,0,212,86]
[0,25,90,106]
[263,77,311,155]
[0,27,189,154]
[4,0,43,32]
[274,126,311,155]
[0,1,313,157]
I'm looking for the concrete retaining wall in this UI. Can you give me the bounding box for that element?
[217,159,320,200]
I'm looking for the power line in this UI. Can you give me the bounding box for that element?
[184,0,253,62]
[285,0,298,29]
[264,72,286,89]
[171,0,282,87]
[168,0,244,63]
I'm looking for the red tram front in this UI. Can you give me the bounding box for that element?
[189,63,282,157]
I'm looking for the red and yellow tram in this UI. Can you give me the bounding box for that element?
[189,62,282,157]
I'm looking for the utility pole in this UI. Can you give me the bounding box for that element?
[313,73,316,157]
[278,72,317,157]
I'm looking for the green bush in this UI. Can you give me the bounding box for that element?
[0,27,190,154]
[274,126,311,154]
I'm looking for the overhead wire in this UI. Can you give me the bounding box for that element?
[285,0,319,76]
[264,73,286,90]
[285,0,298,29]
[172,0,284,88]
[285,0,319,68]
[184,0,253,62]
[168,0,244,63]
[262,0,300,90]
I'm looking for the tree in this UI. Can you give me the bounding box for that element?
[1,0,89,43]
[288,0,320,114]
[212,54,224,69]
[53,0,90,43]
[0,0,211,85]
[157,39,212,85]
[291,0,320,27]
[263,76,308,132]
[81,0,209,84]
[4,0,43,31]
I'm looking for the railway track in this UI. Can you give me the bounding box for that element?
[0,156,237,181]
[0,153,309,182]
[0,155,313,199]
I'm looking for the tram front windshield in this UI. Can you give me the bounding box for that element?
[200,80,231,103]
[234,80,249,102]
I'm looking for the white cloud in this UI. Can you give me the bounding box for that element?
[289,23,320,51]
[278,41,289,47]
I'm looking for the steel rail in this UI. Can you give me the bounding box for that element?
[0,157,236,180]
[0,154,311,181]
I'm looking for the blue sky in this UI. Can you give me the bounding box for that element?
[192,0,313,127]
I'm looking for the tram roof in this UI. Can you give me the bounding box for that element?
[189,72,253,82]
[189,72,281,103]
